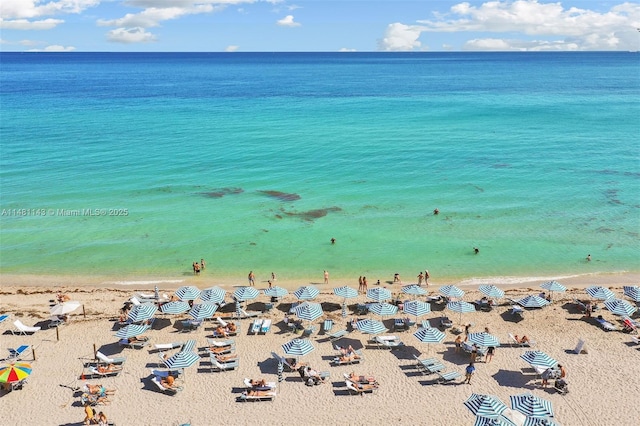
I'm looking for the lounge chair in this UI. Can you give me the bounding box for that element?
[180,319,202,332]
[0,314,9,324]
[210,357,239,372]
[243,378,276,390]
[207,344,235,356]
[301,326,316,338]
[345,380,377,395]
[263,302,274,313]
[238,390,276,402]
[328,329,348,342]
[511,305,524,319]
[119,337,149,349]
[96,351,127,365]
[251,319,263,334]
[154,342,183,354]
[370,335,404,349]
[207,338,235,348]
[331,347,363,366]
[630,336,640,345]
[8,345,30,360]
[323,319,333,333]
[394,318,409,331]
[436,371,461,384]
[508,333,534,347]
[412,354,445,374]
[440,317,453,329]
[271,352,297,372]
[12,320,41,335]
[211,328,238,338]
[87,365,122,378]
[151,375,182,395]
[622,318,638,334]
[461,341,486,361]
[260,319,272,334]
[48,315,65,328]
[595,317,619,331]
[355,304,369,315]
[238,308,260,319]
[412,354,439,370]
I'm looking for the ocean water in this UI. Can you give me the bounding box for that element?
[1,52,639,282]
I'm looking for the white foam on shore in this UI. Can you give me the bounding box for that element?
[106,279,184,286]
[455,273,598,287]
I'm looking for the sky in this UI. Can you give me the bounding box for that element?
[1,0,639,52]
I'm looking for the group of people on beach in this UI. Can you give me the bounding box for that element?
[192,259,205,275]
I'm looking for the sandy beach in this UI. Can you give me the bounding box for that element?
[1,273,639,426]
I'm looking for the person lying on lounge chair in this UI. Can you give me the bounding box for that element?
[347,372,377,384]
[87,384,116,396]
[304,366,325,383]
[128,336,148,343]
[350,380,378,391]
[215,353,238,362]
[215,325,229,337]
[96,364,122,374]
[57,292,71,303]
[209,345,233,354]
[243,389,273,397]
[337,347,361,362]
[227,322,237,333]
[514,335,530,345]
[160,374,179,389]
[286,358,307,369]
[248,379,267,387]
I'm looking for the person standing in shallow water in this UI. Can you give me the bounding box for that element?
[248,271,255,286]
[324,270,329,285]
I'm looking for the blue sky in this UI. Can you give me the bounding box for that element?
[1,0,639,52]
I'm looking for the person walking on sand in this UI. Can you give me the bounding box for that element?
[464,363,475,384]
[362,277,368,292]
[248,271,255,286]
[424,270,430,286]
[324,270,329,285]
[358,276,363,293]
[417,272,424,285]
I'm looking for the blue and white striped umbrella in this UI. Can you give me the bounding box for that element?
[517,295,550,309]
[200,286,226,303]
[468,332,501,348]
[233,286,260,302]
[188,302,218,320]
[447,300,476,324]
[115,324,150,339]
[440,285,465,299]
[160,301,190,315]
[263,286,289,298]
[414,327,445,345]
[479,285,505,299]
[368,302,398,317]
[623,286,640,303]
[366,287,392,302]
[293,302,323,322]
[127,303,157,323]
[540,281,566,293]
[586,286,615,301]
[464,393,508,419]
[604,298,637,317]
[164,350,200,369]
[355,319,387,335]
[293,285,319,300]
[235,300,242,318]
[510,393,554,419]
[403,300,431,319]
[333,286,358,299]
[281,338,315,357]
[474,415,517,426]
[520,351,558,369]
[175,286,201,301]
[402,284,427,298]
[522,417,559,426]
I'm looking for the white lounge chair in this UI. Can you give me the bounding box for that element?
[436,371,461,384]
[238,389,276,402]
[345,379,377,395]
[243,378,276,390]
[328,329,348,342]
[12,320,41,335]
[207,338,235,347]
[508,333,534,347]
[370,335,404,349]
[96,351,127,365]
[251,319,263,334]
[210,357,239,372]
[260,319,272,334]
[151,375,182,395]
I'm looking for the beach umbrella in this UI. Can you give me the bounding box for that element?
[446,300,476,324]
[522,417,559,426]
[468,332,501,348]
[439,285,465,299]
[188,302,218,320]
[586,286,615,301]
[402,284,427,299]
[50,301,82,316]
[200,286,226,303]
[520,351,558,369]
[277,359,284,383]
[517,295,550,309]
[293,302,323,322]
[233,286,260,302]
[160,301,190,315]
[164,351,200,370]
[479,285,505,299]
[282,339,315,357]
[510,393,554,418]
[368,302,398,317]
[333,286,358,318]
[366,287,392,302]
[0,362,32,384]
[115,324,150,339]
[623,286,640,303]
[293,285,319,300]
[355,319,387,335]
[403,300,431,323]
[414,326,445,353]
[604,298,637,317]
[474,416,517,426]
[175,285,201,301]
[263,286,288,299]
[464,393,508,419]
[539,281,566,300]
[127,303,157,323]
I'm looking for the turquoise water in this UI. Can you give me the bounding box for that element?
[1,52,639,281]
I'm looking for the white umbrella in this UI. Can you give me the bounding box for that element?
[50,301,81,316]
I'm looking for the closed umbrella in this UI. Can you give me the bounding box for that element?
[282,339,315,357]
[50,301,82,316]
[604,298,637,317]
[403,300,431,324]
[355,319,387,335]
[464,393,508,419]
[479,285,505,299]
[293,285,319,300]
[367,302,398,318]
[520,351,558,369]
[333,286,358,318]
[402,284,427,299]
[510,393,554,418]
[440,285,465,299]
[446,300,476,324]
[160,301,190,315]
[188,302,218,320]
[366,287,392,302]
[175,286,201,301]
[468,332,501,348]
[586,286,615,301]
[623,286,640,303]
[293,302,323,322]
[127,303,157,323]
[200,287,226,303]
[115,324,149,339]
[414,326,445,353]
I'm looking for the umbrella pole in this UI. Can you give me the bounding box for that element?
[56,326,60,342]
[83,304,86,319]
[93,343,97,360]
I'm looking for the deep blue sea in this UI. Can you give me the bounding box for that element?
[1,52,638,282]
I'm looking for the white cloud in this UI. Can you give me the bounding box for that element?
[28,44,76,52]
[383,0,640,51]
[0,18,64,30]
[339,47,357,52]
[378,23,423,51]
[107,27,157,43]
[225,44,239,51]
[98,5,214,28]
[277,15,299,27]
